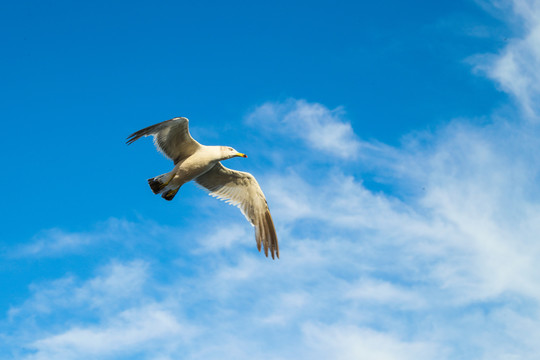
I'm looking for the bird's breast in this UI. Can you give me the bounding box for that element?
[174,156,217,182]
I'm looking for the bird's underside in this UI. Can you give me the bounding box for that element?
[127,117,279,259]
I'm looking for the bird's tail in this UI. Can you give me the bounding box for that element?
[148,173,181,201]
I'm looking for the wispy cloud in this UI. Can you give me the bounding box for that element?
[5,261,198,360]
[11,218,138,257]
[10,218,183,258]
[194,224,251,254]
[28,305,190,360]
[302,323,441,360]
[8,260,150,319]
[246,99,361,160]
[473,0,540,119]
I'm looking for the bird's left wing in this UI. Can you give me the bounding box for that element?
[126,117,201,163]
[195,163,279,259]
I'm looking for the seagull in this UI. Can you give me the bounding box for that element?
[127,117,279,259]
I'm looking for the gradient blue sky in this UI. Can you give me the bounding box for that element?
[2,0,540,359]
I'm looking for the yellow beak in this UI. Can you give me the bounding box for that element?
[237,152,248,158]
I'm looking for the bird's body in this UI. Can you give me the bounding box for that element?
[154,146,222,199]
[127,117,279,258]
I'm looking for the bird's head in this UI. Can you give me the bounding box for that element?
[220,146,248,160]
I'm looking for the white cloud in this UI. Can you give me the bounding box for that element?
[302,323,441,360]
[344,278,426,309]
[473,0,540,119]
[15,228,93,257]
[74,261,150,310]
[246,99,361,159]
[12,218,136,257]
[8,260,149,319]
[10,217,183,258]
[262,116,540,304]
[194,224,251,254]
[27,306,189,360]
[6,261,197,360]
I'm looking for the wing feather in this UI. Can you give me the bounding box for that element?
[196,163,279,259]
[126,117,201,163]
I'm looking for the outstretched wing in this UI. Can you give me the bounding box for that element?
[126,117,201,163]
[196,163,279,259]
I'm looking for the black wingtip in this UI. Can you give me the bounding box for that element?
[126,133,136,145]
[126,131,142,145]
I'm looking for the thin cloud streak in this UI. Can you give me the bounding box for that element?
[11,218,139,257]
[29,306,188,360]
[473,0,540,119]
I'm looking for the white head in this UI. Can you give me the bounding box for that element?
[219,146,248,160]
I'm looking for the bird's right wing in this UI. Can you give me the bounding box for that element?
[195,163,279,259]
[126,117,201,163]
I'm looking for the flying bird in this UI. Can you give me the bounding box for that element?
[127,117,279,259]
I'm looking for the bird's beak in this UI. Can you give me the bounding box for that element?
[237,152,248,158]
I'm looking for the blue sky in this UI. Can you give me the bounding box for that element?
[2,0,540,358]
